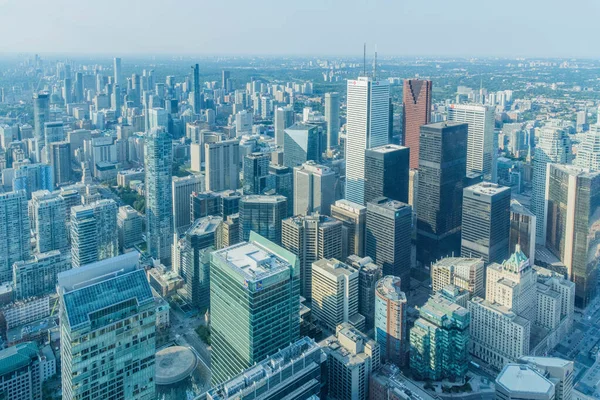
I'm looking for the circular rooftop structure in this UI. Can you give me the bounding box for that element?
[155,346,197,385]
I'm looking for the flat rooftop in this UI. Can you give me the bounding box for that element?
[465,182,511,196]
[368,144,408,153]
[187,215,222,235]
[496,364,554,396]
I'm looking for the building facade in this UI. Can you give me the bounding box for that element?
[402,79,432,169]
[375,276,407,367]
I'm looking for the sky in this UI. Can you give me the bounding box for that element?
[0,0,598,58]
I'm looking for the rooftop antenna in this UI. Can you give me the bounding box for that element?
[363,43,367,77]
[373,46,378,80]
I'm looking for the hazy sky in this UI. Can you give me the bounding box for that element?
[1,0,598,58]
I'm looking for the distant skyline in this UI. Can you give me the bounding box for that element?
[1,0,599,58]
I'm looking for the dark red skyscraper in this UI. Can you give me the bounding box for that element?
[403,79,432,168]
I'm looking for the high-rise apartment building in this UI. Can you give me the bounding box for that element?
[117,205,143,251]
[210,233,300,384]
[205,139,240,192]
[30,190,68,254]
[58,253,156,400]
[282,214,342,298]
[430,257,485,298]
[145,127,173,265]
[33,92,50,162]
[293,161,336,216]
[0,190,30,282]
[375,276,407,367]
[509,199,536,260]
[545,164,600,308]
[274,106,294,146]
[461,182,511,264]
[330,200,366,259]
[70,199,118,268]
[346,76,390,205]
[416,122,468,267]
[366,197,412,288]
[238,195,287,244]
[13,250,71,300]
[531,126,571,244]
[574,124,600,171]
[364,145,410,204]
[172,174,204,232]
[402,79,432,169]
[283,122,322,168]
[243,152,270,195]
[325,92,340,149]
[447,103,496,182]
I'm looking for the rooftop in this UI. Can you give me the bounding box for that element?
[332,199,366,213]
[313,258,358,278]
[241,194,286,204]
[187,215,223,236]
[376,276,406,302]
[0,342,39,376]
[496,364,554,396]
[464,182,511,197]
[368,144,409,154]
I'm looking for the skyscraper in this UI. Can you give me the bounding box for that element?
[366,197,412,289]
[33,92,50,162]
[145,127,173,265]
[221,70,230,91]
[283,122,321,168]
[447,103,496,182]
[239,195,287,244]
[545,164,600,308]
[509,199,536,260]
[243,152,270,195]
[531,127,571,244]
[268,164,293,215]
[30,190,68,254]
[325,92,340,149]
[274,106,294,146]
[192,63,201,113]
[364,144,410,204]
[575,124,600,171]
[346,76,390,205]
[210,233,300,384]
[461,182,511,264]
[172,174,204,232]
[58,253,156,400]
[375,276,408,366]
[70,199,118,268]
[44,121,65,163]
[347,255,382,331]
[205,139,240,192]
[293,161,336,216]
[49,141,71,186]
[416,122,468,268]
[235,110,253,137]
[113,57,122,86]
[330,199,366,259]
[0,190,30,282]
[282,214,342,298]
[402,79,432,169]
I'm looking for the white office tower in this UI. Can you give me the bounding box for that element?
[447,104,496,182]
[311,258,365,332]
[58,253,156,400]
[70,199,118,268]
[148,107,168,130]
[293,161,336,216]
[235,110,253,137]
[274,106,295,146]
[172,174,204,232]
[574,123,600,171]
[145,127,173,265]
[205,139,240,191]
[531,126,571,244]
[30,190,68,254]
[496,364,556,400]
[43,121,65,163]
[113,57,122,85]
[0,190,30,282]
[430,257,485,298]
[520,357,574,400]
[345,77,390,205]
[325,92,340,149]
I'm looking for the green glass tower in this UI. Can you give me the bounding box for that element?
[210,232,300,385]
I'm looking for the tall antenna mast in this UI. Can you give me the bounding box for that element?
[363,43,367,77]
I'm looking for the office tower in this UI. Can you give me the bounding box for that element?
[531,126,571,244]
[320,323,380,400]
[325,92,340,149]
[364,144,410,204]
[293,161,336,216]
[70,199,118,268]
[58,253,156,400]
[243,152,270,195]
[49,141,71,186]
[416,122,468,267]
[219,190,242,218]
[330,200,366,259]
[495,364,555,400]
[283,122,321,168]
[520,357,573,400]
[182,216,222,310]
[190,191,220,221]
[402,79,432,168]
[30,190,68,254]
[366,197,412,289]
[447,103,496,182]
[221,70,230,91]
[375,276,407,366]
[545,164,600,308]
[509,199,536,260]
[207,337,324,400]
[575,125,600,171]
[430,257,485,298]
[13,162,54,199]
[192,63,201,113]
[113,57,122,85]
[210,233,300,384]
[148,107,167,130]
[0,190,30,282]
[205,139,240,191]
[235,110,253,137]
[535,267,575,333]
[221,214,240,247]
[461,182,510,264]
[13,250,71,300]
[311,258,365,331]
[145,127,173,265]
[346,76,390,205]
[347,255,382,331]
[43,121,65,162]
[409,293,470,381]
[117,205,143,251]
[274,106,294,146]
[269,164,293,214]
[0,342,56,400]
[282,214,342,298]
[74,72,84,103]
[33,92,50,162]
[172,174,204,232]
[239,195,287,244]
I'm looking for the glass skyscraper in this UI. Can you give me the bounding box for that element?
[0,190,30,282]
[238,195,287,244]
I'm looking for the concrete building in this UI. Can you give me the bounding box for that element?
[221,214,240,248]
[205,139,240,192]
[0,342,56,400]
[520,357,573,400]
[49,141,71,186]
[347,255,382,332]
[283,122,321,168]
[402,79,432,169]
[364,145,410,204]
[274,106,294,146]
[210,233,300,384]
[330,200,366,259]
[238,195,287,244]
[375,276,407,367]
[510,199,536,260]
[13,250,71,300]
[30,190,68,254]
[0,190,30,282]
[58,253,156,400]
[496,364,555,400]
[235,110,253,137]
[70,199,118,268]
[430,257,485,298]
[293,161,336,216]
[117,205,143,251]
[325,92,340,149]
[172,174,204,232]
